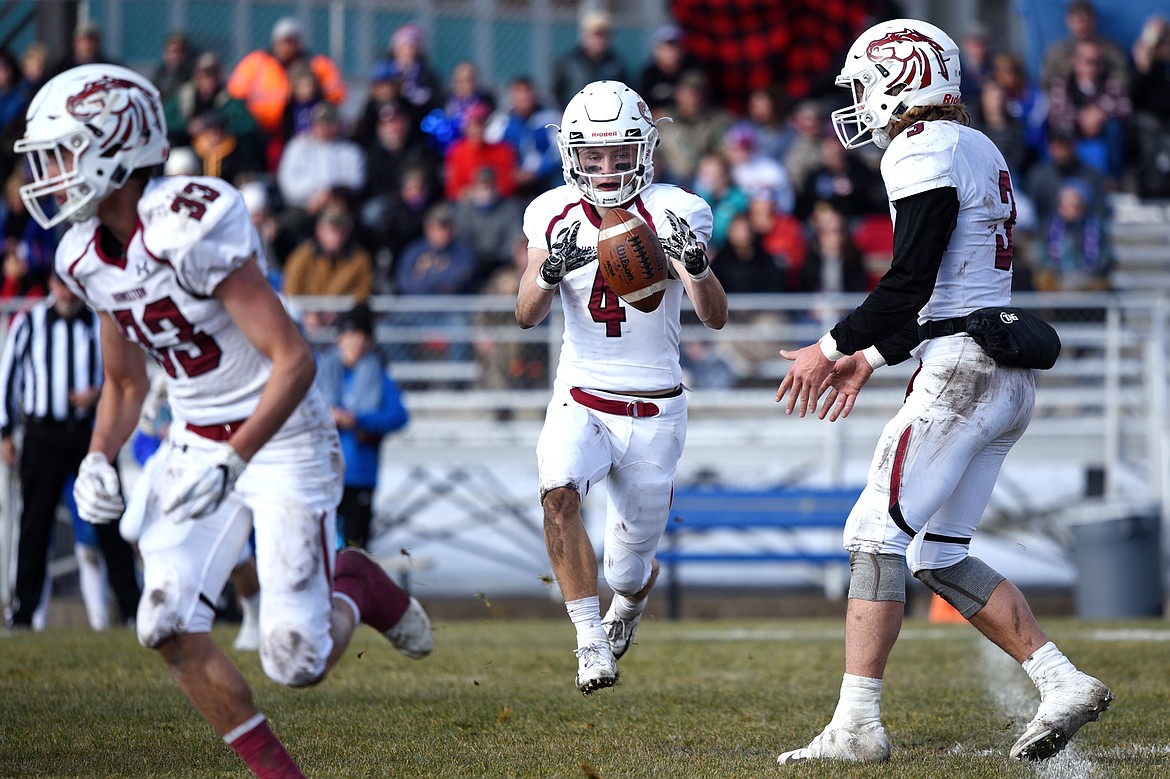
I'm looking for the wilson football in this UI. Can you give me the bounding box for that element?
[597,207,669,313]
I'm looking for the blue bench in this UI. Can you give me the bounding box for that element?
[658,485,863,618]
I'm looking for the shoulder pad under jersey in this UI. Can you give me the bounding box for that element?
[138,176,264,296]
[881,121,960,202]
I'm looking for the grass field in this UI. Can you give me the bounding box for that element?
[2,613,1168,778]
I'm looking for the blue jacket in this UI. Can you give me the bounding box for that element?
[317,349,409,488]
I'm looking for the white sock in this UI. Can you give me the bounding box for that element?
[828,673,883,726]
[1022,641,1078,689]
[610,593,643,620]
[32,561,51,631]
[333,592,360,624]
[565,596,606,647]
[239,593,260,626]
[76,543,110,631]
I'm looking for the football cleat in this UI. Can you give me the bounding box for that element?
[336,548,433,659]
[1010,672,1112,761]
[385,596,433,660]
[778,722,891,765]
[574,642,618,695]
[601,603,642,661]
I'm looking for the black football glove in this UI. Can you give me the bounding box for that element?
[662,209,710,280]
[537,220,584,290]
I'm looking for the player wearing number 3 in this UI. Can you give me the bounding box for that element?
[17,65,431,778]
[774,20,1111,765]
[517,81,727,694]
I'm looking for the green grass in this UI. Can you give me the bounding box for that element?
[2,615,1167,777]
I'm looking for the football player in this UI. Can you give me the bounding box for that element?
[16,64,432,778]
[516,80,728,694]
[774,19,1112,764]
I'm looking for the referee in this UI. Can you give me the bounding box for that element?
[1,273,140,629]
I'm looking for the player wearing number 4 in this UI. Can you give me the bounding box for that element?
[774,20,1111,765]
[517,80,727,695]
[16,64,432,779]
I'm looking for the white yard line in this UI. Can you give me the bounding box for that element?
[1080,628,1170,642]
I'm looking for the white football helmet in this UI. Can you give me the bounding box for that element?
[831,18,961,150]
[554,81,662,208]
[15,64,170,228]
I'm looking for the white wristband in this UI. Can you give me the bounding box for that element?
[862,346,887,369]
[535,275,559,291]
[687,266,711,281]
[818,332,845,361]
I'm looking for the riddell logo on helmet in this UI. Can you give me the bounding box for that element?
[867,28,948,89]
[943,93,960,104]
[590,131,620,138]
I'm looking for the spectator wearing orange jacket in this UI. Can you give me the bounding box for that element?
[227,17,346,167]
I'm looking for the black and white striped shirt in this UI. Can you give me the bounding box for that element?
[0,299,102,436]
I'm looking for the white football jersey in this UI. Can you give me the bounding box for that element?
[523,183,713,391]
[881,121,1016,321]
[56,176,286,426]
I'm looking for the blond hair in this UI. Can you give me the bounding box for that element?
[888,104,971,140]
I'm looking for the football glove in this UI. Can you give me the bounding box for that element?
[74,452,125,524]
[163,443,247,522]
[662,209,710,280]
[536,220,583,290]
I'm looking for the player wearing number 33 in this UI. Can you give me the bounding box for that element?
[517,81,727,695]
[16,64,431,778]
[774,20,1111,766]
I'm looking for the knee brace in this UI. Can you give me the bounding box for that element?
[136,558,214,648]
[260,620,329,687]
[847,552,907,602]
[603,547,654,596]
[913,556,1005,619]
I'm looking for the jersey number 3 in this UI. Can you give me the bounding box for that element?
[995,170,1017,271]
[113,298,223,378]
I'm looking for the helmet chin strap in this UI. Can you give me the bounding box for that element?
[66,187,101,223]
[68,202,98,223]
[872,127,892,149]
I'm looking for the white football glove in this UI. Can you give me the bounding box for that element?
[662,209,710,280]
[163,444,247,522]
[74,452,125,524]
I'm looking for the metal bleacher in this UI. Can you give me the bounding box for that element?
[1108,195,1170,292]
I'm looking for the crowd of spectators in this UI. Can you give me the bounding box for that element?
[0,5,1167,372]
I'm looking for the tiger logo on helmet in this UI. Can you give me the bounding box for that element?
[16,64,170,229]
[865,27,950,93]
[831,19,961,150]
[66,75,166,149]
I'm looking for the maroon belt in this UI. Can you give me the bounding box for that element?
[570,388,660,418]
[185,419,246,442]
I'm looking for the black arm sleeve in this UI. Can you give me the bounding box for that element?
[872,320,922,366]
[827,186,960,357]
